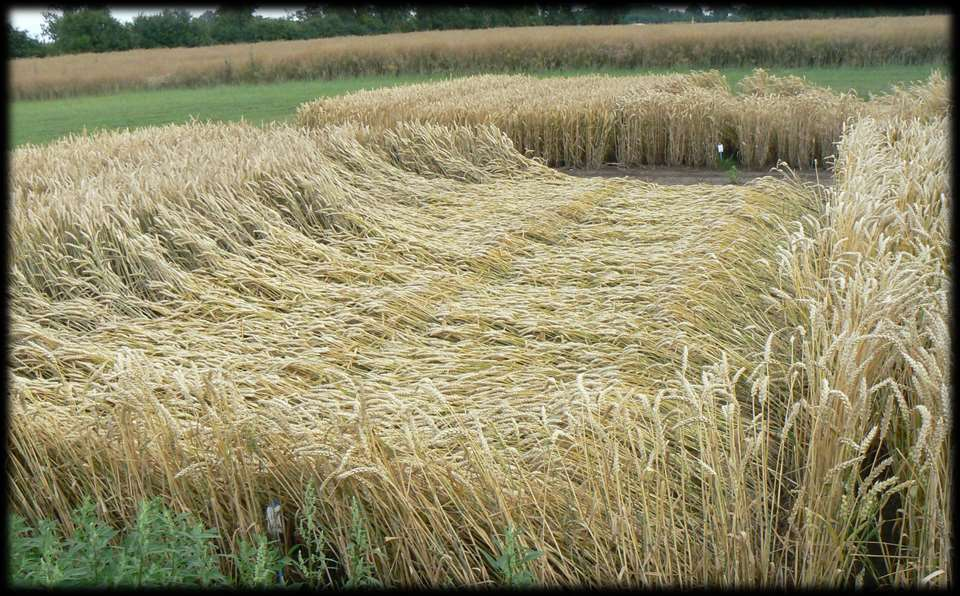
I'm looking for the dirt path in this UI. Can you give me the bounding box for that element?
[558,164,833,187]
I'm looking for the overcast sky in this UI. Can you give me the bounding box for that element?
[8,7,303,41]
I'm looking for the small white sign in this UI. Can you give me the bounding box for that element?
[717,143,724,154]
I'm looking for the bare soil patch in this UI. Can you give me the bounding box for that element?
[559,164,833,186]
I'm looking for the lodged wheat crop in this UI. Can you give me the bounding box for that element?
[8,119,808,585]
[298,69,949,170]
[8,83,951,586]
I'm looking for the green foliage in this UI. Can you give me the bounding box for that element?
[8,497,229,587]
[482,526,543,587]
[344,496,382,588]
[209,7,258,44]
[718,154,740,183]
[44,8,133,54]
[301,12,346,38]
[726,164,740,184]
[622,7,694,24]
[122,498,227,586]
[250,16,304,42]
[130,9,207,49]
[9,514,68,585]
[686,4,706,20]
[7,497,293,588]
[736,6,944,21]
[8,24,47,58]
[235,533,291,587]
[8,489,385,589]
[291,481,338,587]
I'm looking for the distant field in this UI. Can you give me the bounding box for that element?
[9,64,943,148]
[9,15,949,101]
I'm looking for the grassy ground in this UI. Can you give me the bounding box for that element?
[8,74,446,149]
[9,64,943,148]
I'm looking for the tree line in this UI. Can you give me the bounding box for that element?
[8,4,946,59]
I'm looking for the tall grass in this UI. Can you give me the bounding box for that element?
[8,89,951,586]
[298,69,950,169]
[10,15,950,101]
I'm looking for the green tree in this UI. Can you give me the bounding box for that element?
[129,9,204,48]
[411,5,449,30]
[300,11,347,38]
[209,6,258,44]
[8,23,47,57]
[541,5,576,25]
[380,6,415,32]
[356,7,388,34]
[43,8,133,54]
[311,6,365,35]
[573,6,628,25]
[622,6,691,24]
[295,3,325,21]
[686,3,706,22]
[250,15,305,41]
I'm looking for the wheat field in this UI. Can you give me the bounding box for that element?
[8,70,952,586]
[10,15,950,100]
[298,68,950,170]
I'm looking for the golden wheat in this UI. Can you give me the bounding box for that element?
[8,119,813,585]
[7,75,951,586]
[298,69,949,170]
[10,15,950,101]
